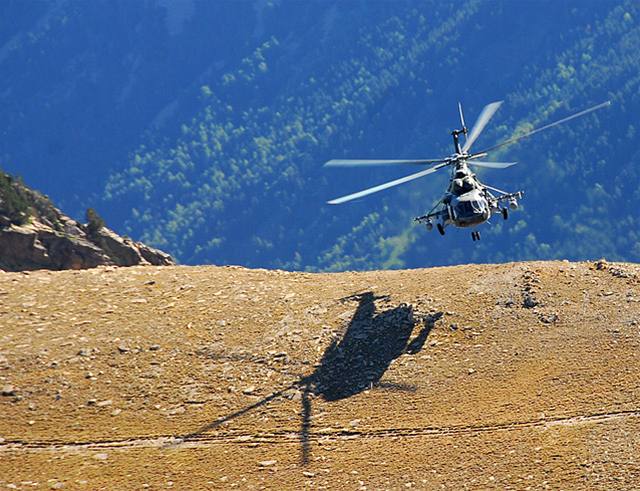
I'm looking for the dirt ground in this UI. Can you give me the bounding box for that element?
[1,260,639,490]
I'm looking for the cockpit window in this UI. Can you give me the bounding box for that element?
[456,200,484,217]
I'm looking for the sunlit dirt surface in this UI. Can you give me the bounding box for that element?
[1,261,639,489]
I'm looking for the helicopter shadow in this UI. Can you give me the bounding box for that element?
[181,292,442,465]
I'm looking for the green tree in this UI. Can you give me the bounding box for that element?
[0,171,30,225]
[85,207,106,235]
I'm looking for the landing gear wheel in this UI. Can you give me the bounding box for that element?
[471,231,481,241]
[502,208,509,220]
[437,223,445,236]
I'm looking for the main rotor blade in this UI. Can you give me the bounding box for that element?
[475,100,611,155]
[327,163,449,205]
[461,101,503,153]
[467,160,517,169]
[325,158,447,167]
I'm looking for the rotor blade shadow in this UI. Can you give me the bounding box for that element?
[181,383,299,440]
[406,311,443,355]
[300,385,313,465]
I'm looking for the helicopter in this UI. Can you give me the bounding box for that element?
[325,100,611,241]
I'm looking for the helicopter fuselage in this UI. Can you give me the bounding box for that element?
[414,159,523,240]
[443,162,491,227]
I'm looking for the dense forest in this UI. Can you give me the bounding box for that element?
[1,0,638,270]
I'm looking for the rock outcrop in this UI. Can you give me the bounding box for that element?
[0,171,173,271]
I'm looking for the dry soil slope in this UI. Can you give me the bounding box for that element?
[0,260,639,490]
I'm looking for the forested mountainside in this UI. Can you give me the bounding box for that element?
[2,1,639,270]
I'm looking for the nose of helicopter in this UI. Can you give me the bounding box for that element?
[452,192,490,227]
[455,210,489,227]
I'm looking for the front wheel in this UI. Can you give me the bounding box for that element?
[502,208,509,220]
[437,223,445,236]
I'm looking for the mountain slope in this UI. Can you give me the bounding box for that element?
[100,0,640,269]
[0,0,262,206]
[1,1,638,270]
[1,260,639,488]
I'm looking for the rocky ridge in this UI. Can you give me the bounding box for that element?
[0,172,173,271]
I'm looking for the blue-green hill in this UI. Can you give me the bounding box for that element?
[1,1,638,269]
